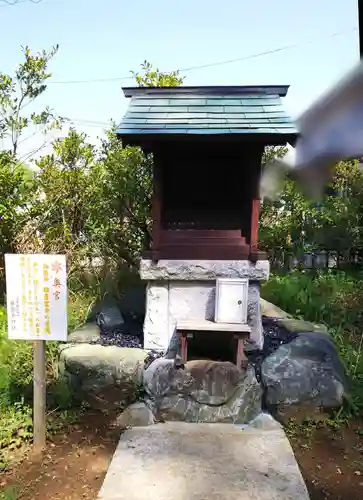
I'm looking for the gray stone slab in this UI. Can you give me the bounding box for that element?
[98,421,309,500]
[140,259,270,281]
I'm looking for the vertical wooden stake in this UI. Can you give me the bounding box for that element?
[250,198,261,250]
[33,340,46,453]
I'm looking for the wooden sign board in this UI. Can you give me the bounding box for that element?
[5,254,67,342]
[5,254,68,453]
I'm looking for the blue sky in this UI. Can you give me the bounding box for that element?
[0,0,360,156]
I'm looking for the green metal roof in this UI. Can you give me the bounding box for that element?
[116,86,297,139]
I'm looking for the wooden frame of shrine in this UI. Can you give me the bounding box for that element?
[117,85,297,262]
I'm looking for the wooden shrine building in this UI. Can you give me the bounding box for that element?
[117,85,297,262]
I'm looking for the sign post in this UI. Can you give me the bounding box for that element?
[33,339,46,452]
[5,254,67,454]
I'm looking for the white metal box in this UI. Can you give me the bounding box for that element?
[214,278,248,324]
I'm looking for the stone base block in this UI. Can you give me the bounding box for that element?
[140,259,270,281]
[141,260,269,352]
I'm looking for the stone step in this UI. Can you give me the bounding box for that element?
[98,421,310,500]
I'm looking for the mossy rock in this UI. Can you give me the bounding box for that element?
[260,298,292,319]
[67,322,100,344]
[276,318,328,335]
[59,345,147,410]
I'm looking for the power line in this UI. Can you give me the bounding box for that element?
[48,27,358,85]
[0,0,44,5]
[178,28,357,72]
[66,118,111,128]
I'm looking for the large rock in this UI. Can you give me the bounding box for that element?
[260,298,327,333]
[144,358,262,424]
[275,317,328,335]
[115,401,155,428]
[96,297,125,333]
[118,285,146,326]
[260,298,292,319]
[59,345,147,410]
[67,322,100,344]
[245,412,283,431]
[261,331,348,422]
[88,293,144,338]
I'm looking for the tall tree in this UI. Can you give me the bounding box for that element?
[17,60,185,278]
[88,61,185,268]
[0,45,61,283]
[0,45,61,158]
[132,60,184,87]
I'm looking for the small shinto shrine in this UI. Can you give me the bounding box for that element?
[117,86,297,365]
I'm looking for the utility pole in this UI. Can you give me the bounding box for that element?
[359,0,363,57]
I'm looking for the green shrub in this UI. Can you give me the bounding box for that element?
[263,270,363,328]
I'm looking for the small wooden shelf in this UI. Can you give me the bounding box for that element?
[177,320,251,333]
[176,320,250,369]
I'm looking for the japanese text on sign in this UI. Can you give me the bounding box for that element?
[5,254,67,341]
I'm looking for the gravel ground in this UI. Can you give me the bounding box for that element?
[93,319,166,369]
[97,329,143,348]
[91,315,297,375]
[245,316,299,381]
[261,316,298,355]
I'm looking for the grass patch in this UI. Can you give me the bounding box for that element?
[0,487,19,500]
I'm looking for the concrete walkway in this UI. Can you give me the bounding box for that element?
[98,419,310,500]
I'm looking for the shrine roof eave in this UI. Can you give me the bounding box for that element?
[122,85,290,98]
[116,85,298,145]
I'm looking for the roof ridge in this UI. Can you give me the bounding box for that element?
[122,85,290,98]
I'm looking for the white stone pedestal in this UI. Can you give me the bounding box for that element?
[139,260,270,352]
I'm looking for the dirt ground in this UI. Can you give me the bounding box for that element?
[290,419,363,500]
[0,411,122,500]
[1,412,362,500]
